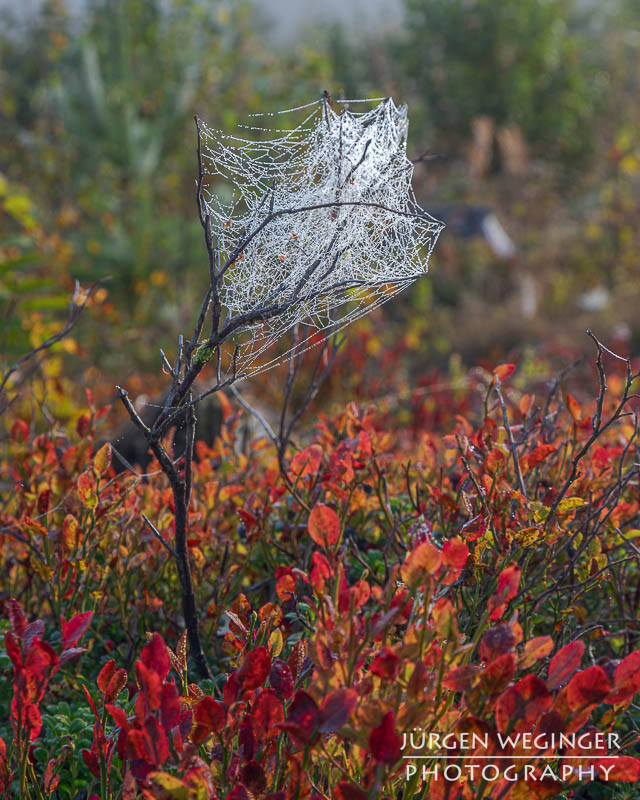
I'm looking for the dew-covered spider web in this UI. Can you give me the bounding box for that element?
[198,95,444,378]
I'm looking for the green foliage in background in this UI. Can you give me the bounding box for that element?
[0,0,639,373]
[397,0,607,167]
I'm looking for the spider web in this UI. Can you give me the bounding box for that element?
[198,95,444,377]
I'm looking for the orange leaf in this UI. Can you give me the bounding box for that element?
[520,636,554,669]
[566,393,582,422]
[61,514,79,554]
[308,505,340,548]
[493,363,516,382]
[400,540,442,586]
[93,442,112,477]
[219,484,243,502]
[442,537,469,569]
[289,444,323,478]
[526,444,556,470]
[76,471,98,510]
[519,393,535,416]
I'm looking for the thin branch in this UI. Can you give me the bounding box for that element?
[457,437,502,550]
[230,385,277,442]
[494,374,527,501]
[0,280,101,404]
[0,525,46,563]
[142,514,178,559]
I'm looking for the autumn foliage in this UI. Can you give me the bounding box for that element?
[1,345,640,799]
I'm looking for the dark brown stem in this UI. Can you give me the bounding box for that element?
[117,386,212,678]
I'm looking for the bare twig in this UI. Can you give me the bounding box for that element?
[494,374,527,501]
[142,514,178,559]
[0,280,101,411]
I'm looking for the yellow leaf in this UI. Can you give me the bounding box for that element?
[268,628,284,658]
[30,556,53,582]
[557,497,586,513]
[93,442,112,477]
[515,526,541,546]
[219,484,243,502]
[146,772,188,800]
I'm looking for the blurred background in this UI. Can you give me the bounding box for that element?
[1,0,639,420]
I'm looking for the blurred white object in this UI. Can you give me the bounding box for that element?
[481,212,517,260]
[578,286,610,311]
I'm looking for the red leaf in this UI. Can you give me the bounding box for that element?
[442,537,469,569]
[370,648,402,681]
[547,640,585,689]
[224,673,240,706]
[566,665,610,710]
[227,785,251,800]
[495,675,552,734]
[240,762,267,796]
[237,508,258,529]
[318,688,357,733]
[334,782,368,800]
[61,611,93,650]
[82,748,100,779]
[269,659,294,700]
[10,419,29,442]
[280,690,319,744]
[493,363,516,382]
[106,704,131,731]
[142,714,169,766]
[488,564,521,621]
[289,444,323,478]
[442,665,481,693]
[191,696,226,743]
[614,649,640,688]
[43,757,60,793]
[607,650,640,704]
[9,598,27,638]
[595,756,640,782]
[369,711,401,764]
[527,444,557,470]
[22,620,44,651]
[4,631,22,668]
[37,488,51,514]
[479,625,516,662]
[160,683,181,732]
[105,669,128,704]
[252,689,284,741]
[25,705,43,741]
[97,660,117,694]
[275,574,296,602]
[476,653,517,699]
[308,504,340,548]
[58,647,87,666]
[24,640,58,696]
[237,646,271,692]
[136,661,162,710]
[310,551,333,592]
[82,684,99,720]
[141,633,171,682]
